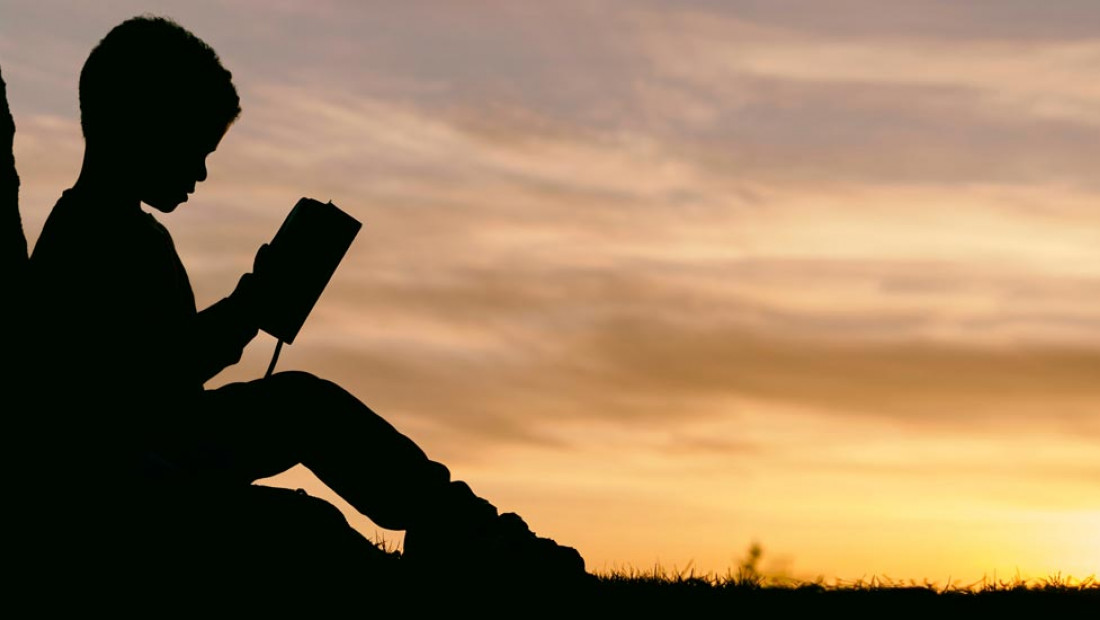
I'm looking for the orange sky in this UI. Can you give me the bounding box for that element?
[3,1,1098,583]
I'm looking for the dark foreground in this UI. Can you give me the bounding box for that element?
[9,483,1095,615]
[216,569,1100,615]
[12,550,1097,616]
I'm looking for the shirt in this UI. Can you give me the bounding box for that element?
[28,188,256,480]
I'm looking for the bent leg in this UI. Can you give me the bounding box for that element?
[178,372,587,582]
[189,371,488,531]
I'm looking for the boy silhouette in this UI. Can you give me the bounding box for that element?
[25,15,583,595]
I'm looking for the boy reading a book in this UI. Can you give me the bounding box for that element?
[27,15,583,586]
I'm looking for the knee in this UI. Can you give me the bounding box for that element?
[267,371,353,407]
[268,370,317,388]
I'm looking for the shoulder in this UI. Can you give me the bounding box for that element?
[33,191,102,255]
[33,191,159,264]
[31,192,88,272]
[30,192,159,299]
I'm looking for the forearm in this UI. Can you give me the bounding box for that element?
[193,288,258,383]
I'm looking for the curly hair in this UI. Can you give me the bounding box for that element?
[79,15,241,143]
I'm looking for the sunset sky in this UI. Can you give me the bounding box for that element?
[2,0,1098,583]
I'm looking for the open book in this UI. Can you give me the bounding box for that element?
[255,197,361,344]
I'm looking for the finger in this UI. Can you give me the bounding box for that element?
[254,243,272,272]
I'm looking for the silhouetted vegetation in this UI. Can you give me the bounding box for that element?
[293,536,1099,614]
[589,567,1097,614]
[400,541,1099,613]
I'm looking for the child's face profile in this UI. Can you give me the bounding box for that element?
[134,119,227,214]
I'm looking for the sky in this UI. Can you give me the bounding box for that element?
[2,0,1098,583]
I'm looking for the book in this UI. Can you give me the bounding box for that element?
[255,197,361,344]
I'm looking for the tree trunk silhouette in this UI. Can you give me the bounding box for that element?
[1,65,26,292]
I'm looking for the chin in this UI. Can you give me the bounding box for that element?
[145,196,186,213]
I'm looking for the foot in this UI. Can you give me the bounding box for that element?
[402,482,588,586]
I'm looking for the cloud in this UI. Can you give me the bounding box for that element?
[625,8,1100,189]
[630,0,1100,41]
[10,0,1100,457]
[120,79,1100,458]
[226,278,1100,451]
[15,39,1100,455]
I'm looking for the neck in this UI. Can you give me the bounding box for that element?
[70,144,141,211]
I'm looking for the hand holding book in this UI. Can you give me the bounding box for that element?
[241,198,361,345]
[228,242,272,320]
